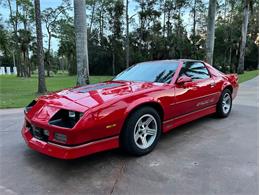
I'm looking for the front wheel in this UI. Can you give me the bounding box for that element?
[216,88,232,118]
[120,107,161,156]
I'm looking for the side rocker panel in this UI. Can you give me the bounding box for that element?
[162,105,216,133]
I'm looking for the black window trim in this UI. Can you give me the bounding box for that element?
[178,60,211,81]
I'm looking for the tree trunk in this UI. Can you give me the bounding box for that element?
[205,0,217,65]
[98,0,104,45]
[192,0,197,37]
[112,51,115,76]
[74,0,89,86]
[237,0,250,74]
[34,0,47,94]
[23,8,30,78]
[192,0,197,58]
[12,51,16,68]
[162,0,166,38]
[166,8,171,38]
[125,0,130,68]
[89,0,96,33]
[7,0,21,77]
[228,2,234,72]
[47,32,51,77]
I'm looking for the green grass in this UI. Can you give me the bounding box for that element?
[0,74,112,108]
[238,70,259,83]
[0,70,258,108]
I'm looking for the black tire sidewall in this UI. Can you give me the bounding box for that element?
[217,89,232,118]
[121,107,161,156]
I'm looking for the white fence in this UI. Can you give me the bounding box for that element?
[0,67,17,75]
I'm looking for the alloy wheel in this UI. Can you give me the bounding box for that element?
[133,114,158,149]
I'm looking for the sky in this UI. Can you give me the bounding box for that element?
[1,0,65,51]
[1,0,191,52]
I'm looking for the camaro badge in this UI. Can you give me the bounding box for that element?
[196,98,215,107]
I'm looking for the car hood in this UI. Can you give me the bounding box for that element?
[38,80,164,111]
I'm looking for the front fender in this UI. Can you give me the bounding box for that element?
[125,97,162,114]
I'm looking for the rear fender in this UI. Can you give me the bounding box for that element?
[226,74,239,87]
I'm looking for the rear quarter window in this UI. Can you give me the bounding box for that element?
[180,62,210,80]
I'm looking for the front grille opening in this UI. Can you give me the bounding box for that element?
[25,100,37,112]
[49,109,82,128]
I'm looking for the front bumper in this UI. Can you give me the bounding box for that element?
[22,127,119,159]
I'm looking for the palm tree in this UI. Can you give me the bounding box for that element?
[205,0,217,65]
[74,0,89,86]
[34,0,47,93]
[18,29,32,77]
[237,0,253,74]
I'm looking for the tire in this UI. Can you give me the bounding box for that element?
[120,107,161,156]
[216,88,232,118]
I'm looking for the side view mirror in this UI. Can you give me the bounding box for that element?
[176,75,192,84]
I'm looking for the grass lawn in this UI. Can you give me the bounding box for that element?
[0,70,258,108]
[238,70,259,83]
[0,74,112,108]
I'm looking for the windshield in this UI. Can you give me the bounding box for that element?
[113,61,179,83]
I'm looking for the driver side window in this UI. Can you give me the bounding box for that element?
[179,62,210,81]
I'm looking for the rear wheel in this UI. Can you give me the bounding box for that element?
[216,88,232,118]
[120,107,161,156]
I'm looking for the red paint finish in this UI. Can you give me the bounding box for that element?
[21,60,239,159]
[22,126,119,159]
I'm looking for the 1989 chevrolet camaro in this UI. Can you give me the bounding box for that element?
[22,59,239,159]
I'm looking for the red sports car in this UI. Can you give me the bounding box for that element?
[22,59,239,159]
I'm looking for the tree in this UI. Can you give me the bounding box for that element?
[74,0,89,85]
[42,1,70,77]
[7,0,20,76]
[135,0,161,59]
[206,0,217,65]
[6,0,34,77]
[125,0,129,68]
[0,25,11,58]
[189,0,207,59]
[107,0,124,75]
[2,0,257,78]
[57,17,77,75]
[18,29,32,77]
[34,0,47,93]
[19,0,34,77]
[237,0,253,74]
[173,0,189,59]
[86,0,97,34]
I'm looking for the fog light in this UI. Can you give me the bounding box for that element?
[54,133,67,143]
[43,129,49,136]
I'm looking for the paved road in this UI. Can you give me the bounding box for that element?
[0,77,258,195]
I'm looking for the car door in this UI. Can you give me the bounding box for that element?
[173,61,219,118]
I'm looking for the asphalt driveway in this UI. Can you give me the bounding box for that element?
[0,77,258,195]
